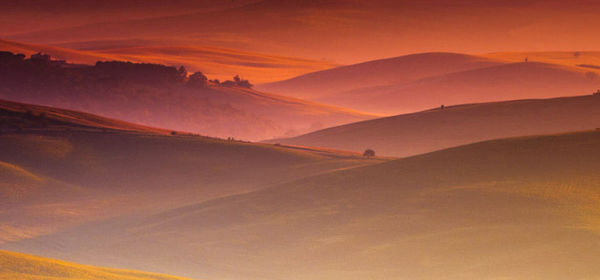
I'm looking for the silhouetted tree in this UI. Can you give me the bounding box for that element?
[178,66,188,80]
[222,75,253,88]
[363,149,375,157]
[574,51,581,58]
[593,89,600,96]
[187,72,208,88]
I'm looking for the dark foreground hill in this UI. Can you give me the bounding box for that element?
[6,130,600,280]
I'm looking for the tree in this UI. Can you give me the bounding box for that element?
[222,75,253,88]
[363,149,375,157]
[594,89,600,96]
[187,72,208,88]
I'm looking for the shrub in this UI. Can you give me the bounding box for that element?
[363,149,375,157]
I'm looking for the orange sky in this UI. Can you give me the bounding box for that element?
[2,0,600,63]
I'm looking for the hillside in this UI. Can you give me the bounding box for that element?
[0,51,373,140]
[0,98,174,135]
[0,250,193,280]
[317,62,600,114]
[8,130,600,279]
[257,52,503,99]
[265,95,600,157]
[0,99,382,244]
[0,39,338,83]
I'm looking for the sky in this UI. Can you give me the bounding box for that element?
[2,0,600,63]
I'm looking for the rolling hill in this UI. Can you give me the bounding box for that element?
[317,61,600,114]
[0,250,194,280]
[0,51,373,140]
[8,130,600,279]
[265,95,600,157]
[0,99,382,244]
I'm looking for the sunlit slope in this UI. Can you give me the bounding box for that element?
[0,39,337,83]
[0,100,382,244]
[266,95,600,157]
[9,130,600,280]
[317,61,600,114]
[0,250,194,280]
[257,52,503,99]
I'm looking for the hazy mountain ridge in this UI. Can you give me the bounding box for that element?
[0,51,373,140]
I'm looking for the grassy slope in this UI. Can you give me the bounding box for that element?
[0,100,382,244]
[0,250,194,280]
[8,130,600,279]
[0,98,175,135]
[266,95,600,157]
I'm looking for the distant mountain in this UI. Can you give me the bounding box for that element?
[0,51,372,140]
[0,99,382,244]
[258,52,503,99]
[0,250,193,280]
[10,130,600,279]
[260,52,600,114]
[265,95,600,157]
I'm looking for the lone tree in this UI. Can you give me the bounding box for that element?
[594,89,600,96]
[363,149,375,157]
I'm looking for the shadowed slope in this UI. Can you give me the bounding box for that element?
[0,250,194,280]
[0,98,175,135]
[9,130,600,279]
[266,95,600,157]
